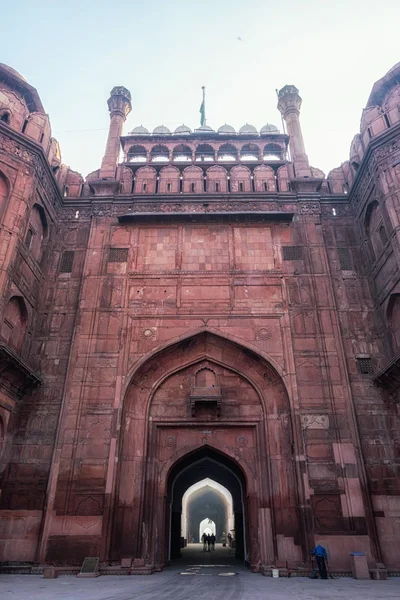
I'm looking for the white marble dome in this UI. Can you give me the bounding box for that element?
[218,124,236,134]
[239,123,258,135]
[153,125,171,135]
[130,125,150,135]
[260,123,280,134]
[196,125,215,133]
[174,124,192,135]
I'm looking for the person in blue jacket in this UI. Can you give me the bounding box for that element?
[311,544,328,579]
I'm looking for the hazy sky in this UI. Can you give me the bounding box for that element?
[1,0,399,178]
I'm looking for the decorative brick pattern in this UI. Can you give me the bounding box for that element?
[282,246,302,260]
[108,247,128,263]
[338,247,353,270]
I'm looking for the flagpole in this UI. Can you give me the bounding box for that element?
[200,86,206,127]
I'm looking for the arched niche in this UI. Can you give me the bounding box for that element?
[182,165,203,194]
[25,203,48,263]
[158,165,180,193]
[195,366,217,387]
[277,165,289,192]
[387,293,400,351]
[254,165,276,192]
[365,201,387,261]
[0,170,10,217]
[206,165,228,193]
[1,295,28,353]
[134,166,157,194]
[230,165,251,193]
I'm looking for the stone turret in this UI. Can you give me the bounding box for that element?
[99,86,132,179]
[277,85,311,178]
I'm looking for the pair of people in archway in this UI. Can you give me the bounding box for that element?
[202,533,216,551]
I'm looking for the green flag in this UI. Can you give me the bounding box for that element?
[199,86,206,127]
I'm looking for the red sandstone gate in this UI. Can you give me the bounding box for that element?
[110,331,307,571]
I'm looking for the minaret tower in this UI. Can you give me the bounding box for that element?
[277,85,312,179]
[99,86,132,179]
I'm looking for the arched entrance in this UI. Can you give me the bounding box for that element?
[199,519,215,541]
[167,446,247,561]
[111,331,306,572]
[182,478,234,543]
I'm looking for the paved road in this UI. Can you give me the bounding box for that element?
[0,545,398,600]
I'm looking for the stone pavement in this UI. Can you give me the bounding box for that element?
[0,546,398,600]
[0,571,398,600]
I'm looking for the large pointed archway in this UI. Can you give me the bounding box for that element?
[110,330,307,572]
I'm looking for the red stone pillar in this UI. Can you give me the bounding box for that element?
[277,85,311,178]
[99,86,132,179]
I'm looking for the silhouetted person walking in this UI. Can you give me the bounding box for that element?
[207,534,211,551]
[311,544,328,579]
[210,533,216,551]
[201,532,207,551]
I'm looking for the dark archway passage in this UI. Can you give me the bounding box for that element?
[166,446,247,564]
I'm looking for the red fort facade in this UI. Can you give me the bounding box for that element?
[0,62,400,575]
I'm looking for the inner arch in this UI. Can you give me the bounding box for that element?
[181,478,234,542]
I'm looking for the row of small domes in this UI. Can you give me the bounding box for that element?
[129,123,280,136]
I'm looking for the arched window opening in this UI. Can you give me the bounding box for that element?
[240,143,260,161]
[1,296,28,353]
[263,182,268,191]
[195,144,214,162]
[167,182,172,192]
[127,145,147,163]
[387,294,400,351]
[263,143,283,161]
[0,112,10,125]
[351,161,359,171]
[215,182,220,192]
[150,145,169,162]
[172,144,192,162]
[63,186,69,198]
[217,144,238,162]
[191,182,195,193]
[22,119,29,134]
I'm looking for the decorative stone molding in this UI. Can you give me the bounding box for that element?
[300,414,329,430]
